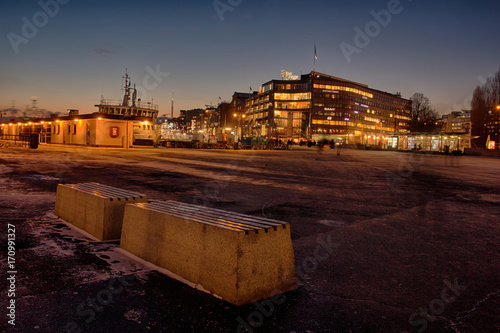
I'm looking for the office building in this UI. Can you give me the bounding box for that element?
[245,71,411,144]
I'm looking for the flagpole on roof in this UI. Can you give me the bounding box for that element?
[314,44,317,72]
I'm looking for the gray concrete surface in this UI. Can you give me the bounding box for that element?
[0,145,499,332]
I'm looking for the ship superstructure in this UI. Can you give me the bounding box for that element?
[95,71,159,120]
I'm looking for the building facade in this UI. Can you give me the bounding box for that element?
[485,105,500,149]
[445,110,471,133]
[0,113,155,147]
[245,71,411,144]
[180,109,205,133]
[227,92,251,141]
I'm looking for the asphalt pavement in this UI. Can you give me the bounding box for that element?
[0,145,499,332]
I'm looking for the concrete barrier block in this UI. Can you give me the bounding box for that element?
[120,200,297,306]
[54,182,147,240]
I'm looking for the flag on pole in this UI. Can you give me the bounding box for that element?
[314,44,317,71]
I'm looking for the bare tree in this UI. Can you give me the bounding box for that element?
[471,68,500,147]
[409,93,439,132]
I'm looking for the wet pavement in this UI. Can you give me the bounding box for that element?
[0,145,499,332]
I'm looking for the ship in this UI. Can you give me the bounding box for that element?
[95,70,160,146]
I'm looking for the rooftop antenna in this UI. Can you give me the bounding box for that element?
[171,90,174,119]
[100,81,104,103]
[30,96,38,111]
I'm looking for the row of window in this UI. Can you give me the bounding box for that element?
[313,84,374,98]
[100,107,156,118]
[247,104,270,113]
[274,101,310,110]
[274,119,303,128]
[52,124,77,135]
[274,92,311,101]
[364,117,380,123]
[312,120,348,126]
[275,83,309,92]
[313,93,410,113]
[273,111,305,119]
[313,128,347,134]
[247,96,270,106]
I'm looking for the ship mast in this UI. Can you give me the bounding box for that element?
[122,69,131,107]
[132,84,137,107]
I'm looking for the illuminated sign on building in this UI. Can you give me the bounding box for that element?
[280,70,299,81]
[110,126,120,138]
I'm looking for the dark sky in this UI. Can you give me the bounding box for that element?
[1,0,499,115]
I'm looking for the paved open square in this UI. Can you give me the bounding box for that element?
[0,146,499,332]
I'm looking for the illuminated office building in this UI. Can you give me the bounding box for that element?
[245,71,411,144]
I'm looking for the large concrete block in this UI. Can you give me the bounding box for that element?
[120,200,297,306]
[54,182,147,240]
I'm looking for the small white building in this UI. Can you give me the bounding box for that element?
[1,113,156,148]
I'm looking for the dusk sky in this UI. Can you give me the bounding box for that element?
[1,0,499,117]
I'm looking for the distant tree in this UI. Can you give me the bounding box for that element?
[470,68,500,147]
[483,69,500,107]
[409,93,439,132]
[471,86,488,147]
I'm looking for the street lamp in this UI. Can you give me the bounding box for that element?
[233,112,245,142]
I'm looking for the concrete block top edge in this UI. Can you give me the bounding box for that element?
[126,200,290,234]
[58,182,147,201]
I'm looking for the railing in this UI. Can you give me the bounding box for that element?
[0,134,39,149]
[97,99,159,111]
